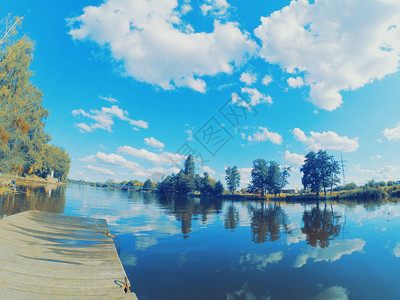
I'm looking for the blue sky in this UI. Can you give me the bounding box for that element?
[2,0,400,188]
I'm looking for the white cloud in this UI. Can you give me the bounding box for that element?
[383,123,400,141]
[254,0,400,111]
[284,150,305,166]
[247,127,283,145]
[262,75,273,86]
[68,0,256,92]
[292,128,359,152]
[347,164,397,185]
[99,95,118,103]
[118,145,186,166]
[240,72,257,85]
[394,242,400,258]
[144,137,165,149]
[370,154,382,160]
[72,105,148,132]
[312,286,349,300]
[287,76,304,88]
[200,165,216,175]
[294,238,365,268]
[200,0,229,17]
[239,252,283,271]
[80,151,181,179]
[238,167,252,188]
[240,87,272,107]
[86,164,115,175]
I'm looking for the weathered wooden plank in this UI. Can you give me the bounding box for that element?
[0,210,137,299]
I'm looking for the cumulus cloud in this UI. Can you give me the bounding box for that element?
[86,164,115,175]
[240,72,257,85]
[312,286,349,300]
[394,242,400,258]
[370,154,382,160]
[262,75,273,86]
[287,76,304,88]
[294,238,365,268]
[238,167,252,188]
[292,128,359,152]
[347,164,396,184]
[247,127,283,145]
[200,165,217,175]
[284,150,305,166]
[99,95,118,103]
[144,137,165,149]
[383,123,400,141]
[72,105,148,132]
[118,145,186,166]
[254,0,400,110]
[239,252,283,271]
[201,0,230,17]
[68,0,256,92]
[80,151,180,178]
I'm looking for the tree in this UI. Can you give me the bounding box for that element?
[143,179,153,190]
[225,165,240,193]
[267,161,291,197]
[35,144,71,182]
[249,159,269,196]
[301,150,340,196]
[249,159,291,197]
[184,154,195,177]
[200,172,215,195]
[0,16,70,180]
[213,180,224,196]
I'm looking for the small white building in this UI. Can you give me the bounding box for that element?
[281,188,298,194]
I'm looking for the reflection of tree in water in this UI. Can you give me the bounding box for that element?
[224,205,240,231]
[0,184,66,217]
[157,194,222,238]
[249,202,289,244]
[301,202,342,248]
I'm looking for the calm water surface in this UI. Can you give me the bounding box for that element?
[1,184,400,300]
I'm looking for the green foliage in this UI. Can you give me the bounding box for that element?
[225,165,240,192]
[143,179,153,190]
[250,159,269,196]
[35,145,71,182]
[213,180,224,196]
[301,150,340,196]
[340,187,387,200]
[249,159,291,196]
[0,17,70,180]
[184,154,195,177]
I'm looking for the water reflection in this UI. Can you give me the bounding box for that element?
[301,202,342,248]
[0,184,66,217]
[157,194,222,238]
[224,204,240,231]
[249,202,289,243]
[3,184,400,299]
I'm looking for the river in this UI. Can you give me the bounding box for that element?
[1,184,400,299]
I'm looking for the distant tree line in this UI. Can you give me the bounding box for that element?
[158,155,224,196]
[0,16,70,181]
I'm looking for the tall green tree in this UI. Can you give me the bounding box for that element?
[35,144,71,182]
[143,179,153,190]
[301,150,340,196]
[267,161,291,197]
[250,159,269,196]
[225,165,240,193]
[184,154,195,177]
[0,16,70,179]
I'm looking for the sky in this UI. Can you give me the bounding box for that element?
[2,0,400,188]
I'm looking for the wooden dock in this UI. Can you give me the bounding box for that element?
[0,210,138,299]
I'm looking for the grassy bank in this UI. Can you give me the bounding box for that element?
[219,186,400,203]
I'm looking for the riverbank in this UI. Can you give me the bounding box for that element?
[218,186,400,203]
[0,174,67,195]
